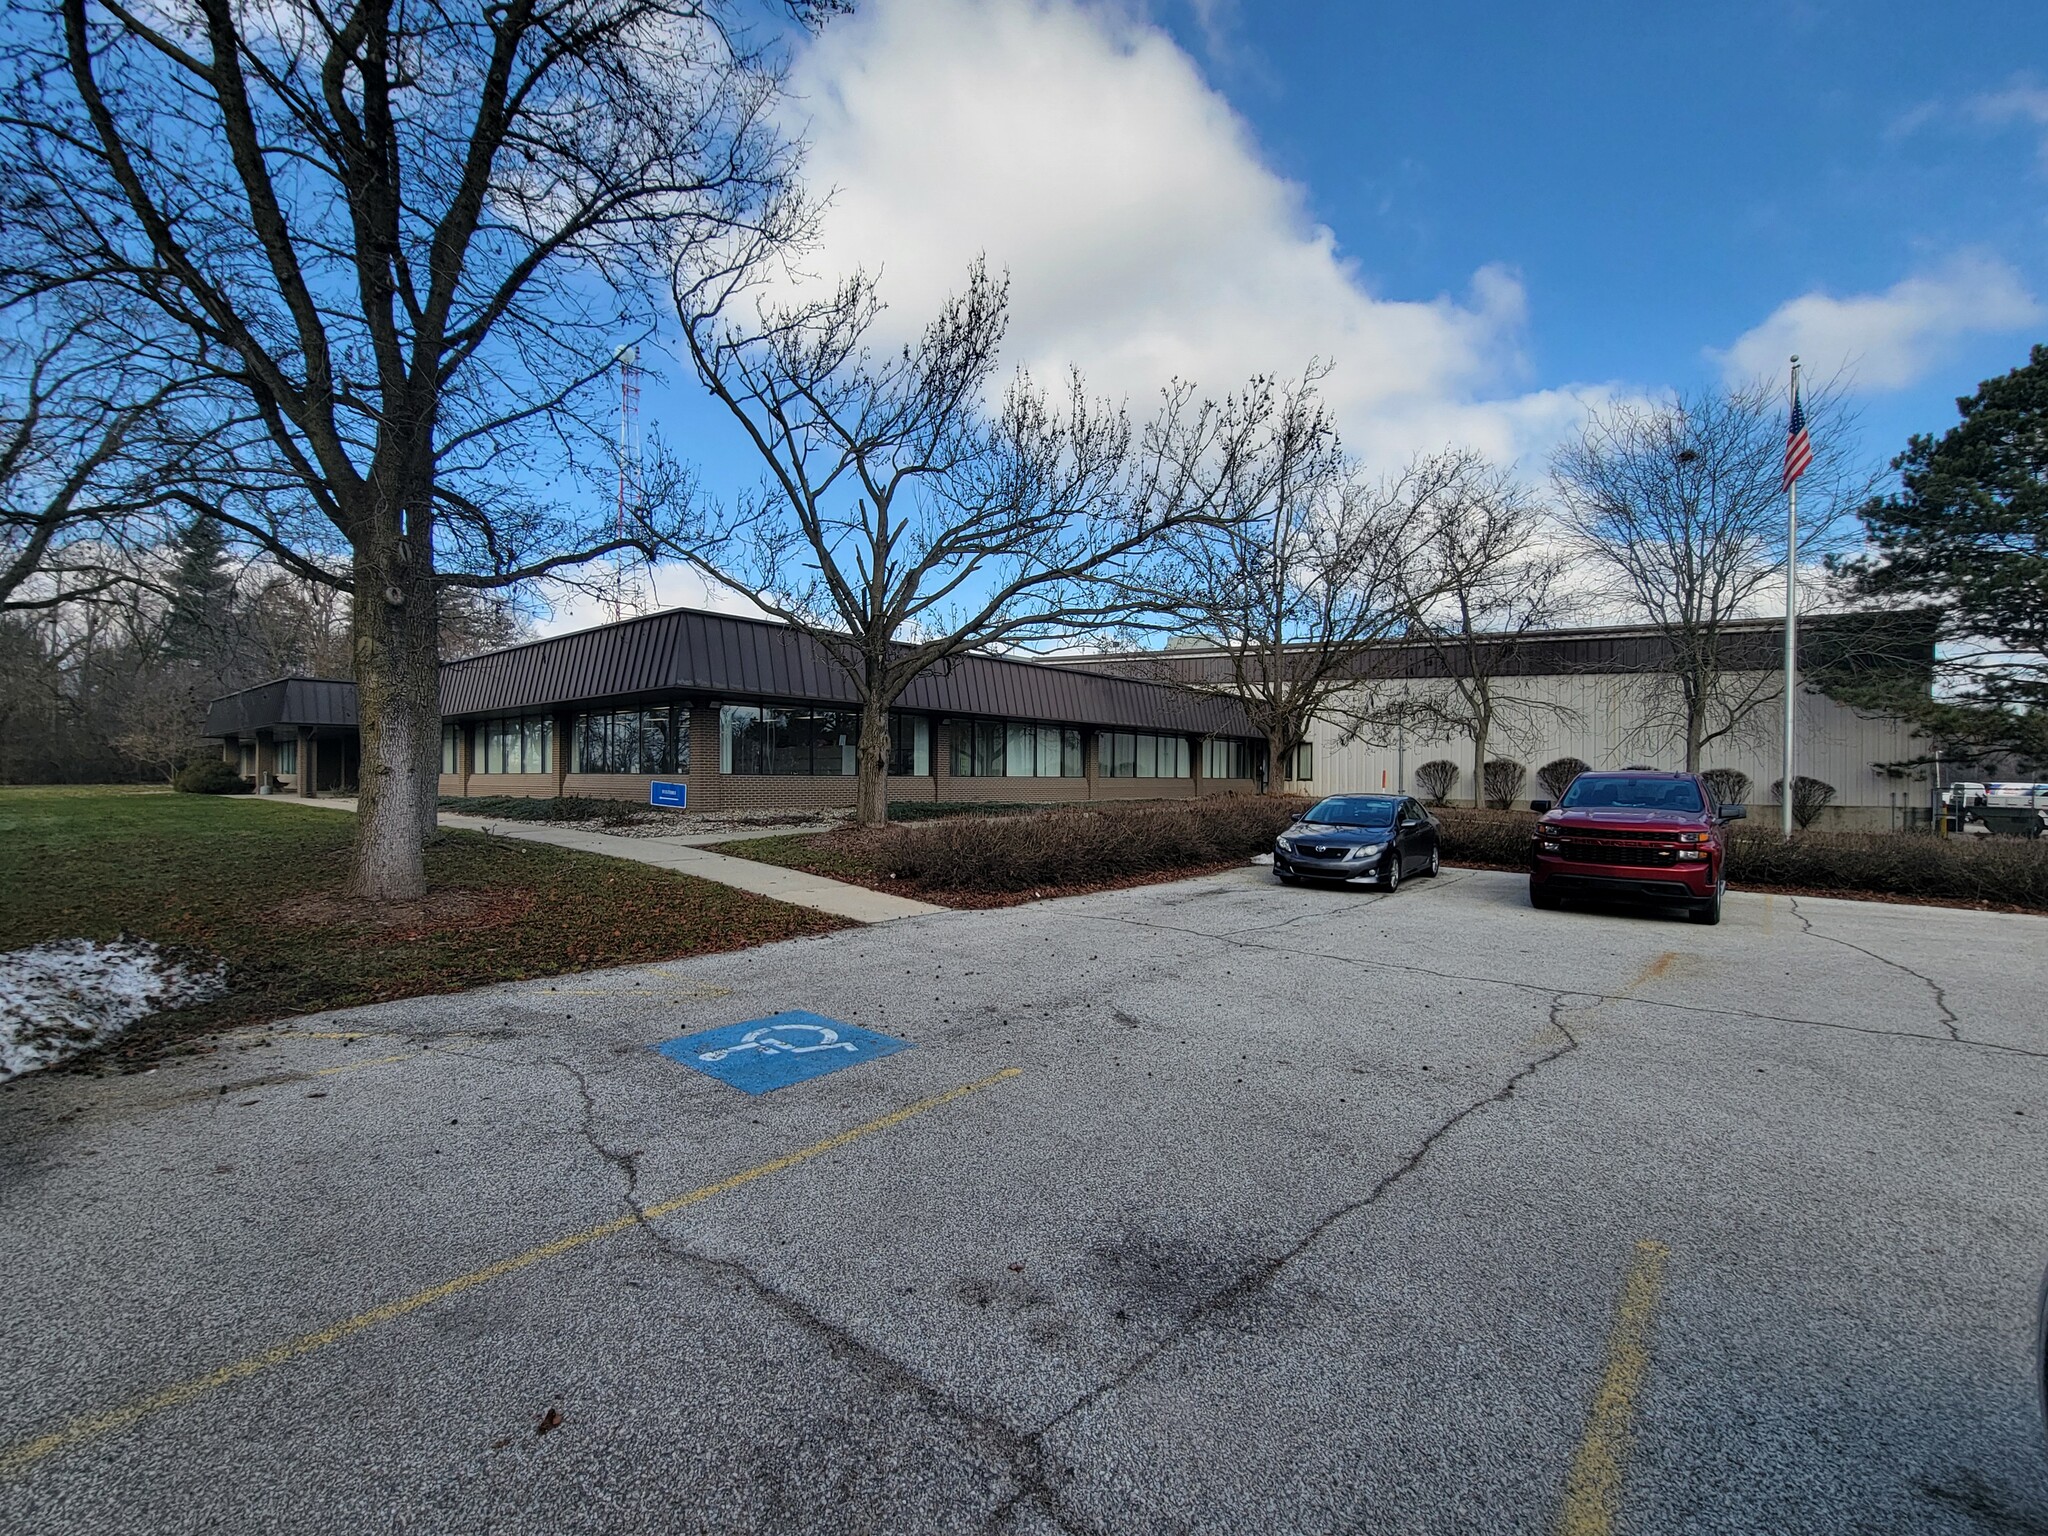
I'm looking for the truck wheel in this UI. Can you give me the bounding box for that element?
[1688,881,1724,926]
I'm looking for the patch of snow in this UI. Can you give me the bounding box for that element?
[0,938,226,1080]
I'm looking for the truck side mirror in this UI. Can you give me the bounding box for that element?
[1721,803,1747,821]
[1529,799,1552,814]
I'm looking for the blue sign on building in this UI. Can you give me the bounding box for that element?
[649,779,688,808]
[652,1012,912,1095]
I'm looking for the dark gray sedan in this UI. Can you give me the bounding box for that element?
[1273,794,1442,891]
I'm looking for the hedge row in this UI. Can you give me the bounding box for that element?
[830,795,1310,892]
[1431,808,2048,910]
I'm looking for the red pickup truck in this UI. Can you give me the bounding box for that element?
[1528,771,1744,925]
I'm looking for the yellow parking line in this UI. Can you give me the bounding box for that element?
[311,1053,415,1077]
[1556,1238,1672,1536]
[0,1065,1022,1480]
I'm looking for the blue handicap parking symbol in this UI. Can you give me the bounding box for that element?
[652,1012,911,1095]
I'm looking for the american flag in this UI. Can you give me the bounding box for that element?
[1782,377,1814,491]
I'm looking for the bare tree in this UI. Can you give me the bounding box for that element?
[1393,448,1575,805]
[1146,372,1424,793]
[1,304,194,612]
[1551,380,1862,772]
[3,0,831,896]
[673,261,1261,826]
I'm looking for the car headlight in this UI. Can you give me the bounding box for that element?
[1275,836,1296,852]
[1347,843,1383,860]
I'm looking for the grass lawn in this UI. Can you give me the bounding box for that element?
[0,786,846,1068]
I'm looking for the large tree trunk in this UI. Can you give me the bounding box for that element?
[855,694,891,827]
[1264,727,1290,796]
[350,523,440,902]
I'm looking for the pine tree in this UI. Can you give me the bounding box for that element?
[160,515,235,665]
[1834,344,2048,767]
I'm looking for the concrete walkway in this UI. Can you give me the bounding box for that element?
[249,794,944,925]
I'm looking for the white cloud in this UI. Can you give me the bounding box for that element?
[532,563,774,637]
[1969,81,2048,169]
[1712,254,2041,392]
[781,0,1587,470]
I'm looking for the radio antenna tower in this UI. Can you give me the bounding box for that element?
[610,345,644,622]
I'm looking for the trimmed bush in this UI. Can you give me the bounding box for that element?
[1414,759,1461,806]
[818,796,1309,893]
[1428,806,2048,910]
[1771,775,1838,829]
[1536,757,1590,801]
[1483,758,1527,811]
[1701,768,1751,807]
[172,758,250,795]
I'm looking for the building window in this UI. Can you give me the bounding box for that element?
[482,714,558,774]
[889,714,930,777]
[947,718,1083,777]
[1097,731,1191,779]
[1286,742,1314,781]
[1203,739,1261,781]
[570,707,681,775]
[720,705,878,776]
[441,725,460,775]
[273,738,298,775]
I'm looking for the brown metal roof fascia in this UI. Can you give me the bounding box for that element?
[435,607,1258,737]
[202,677,358,737]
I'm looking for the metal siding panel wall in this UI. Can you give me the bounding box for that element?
[1305,671,1923,808]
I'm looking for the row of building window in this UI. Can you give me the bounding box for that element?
[572,707,686,775]
[948,718,1085,779]
[438,707,1268,782]
[1098,731,1192,779]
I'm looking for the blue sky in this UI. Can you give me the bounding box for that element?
[566,0,2048,626]
[1150,0,2047,457]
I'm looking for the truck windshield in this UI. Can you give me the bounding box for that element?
[1558,776,1704,813]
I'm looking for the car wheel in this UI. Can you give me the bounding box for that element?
[1530,881,1560,910]
[1381,851,1402,893]
[1688,880,1724,926]
[1422,843,1441,878]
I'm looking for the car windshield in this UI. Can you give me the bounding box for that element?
[1301,796,1399,828]
[1558,776,1704,813]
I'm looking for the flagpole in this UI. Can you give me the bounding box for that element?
[1781,356,1800,840]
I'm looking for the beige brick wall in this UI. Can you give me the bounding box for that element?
[464,773,558,798]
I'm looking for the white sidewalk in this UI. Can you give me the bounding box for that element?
[255,796,945,925]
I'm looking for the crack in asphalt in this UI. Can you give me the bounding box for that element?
[1785,895,1962,1041]
[654,1237,1088,1536]
[550,1056,651,1228]
[1074,908,2048,1061]
[971,989,1593,1532]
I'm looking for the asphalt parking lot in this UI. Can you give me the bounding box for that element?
[3,864,2045,1535]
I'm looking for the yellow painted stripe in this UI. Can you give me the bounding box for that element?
[311,1053,415,1077]
[0,1065,1021,1480]
[1556,1238,1672,1536]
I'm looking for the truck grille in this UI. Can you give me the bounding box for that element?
[1558,839,1677,867]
